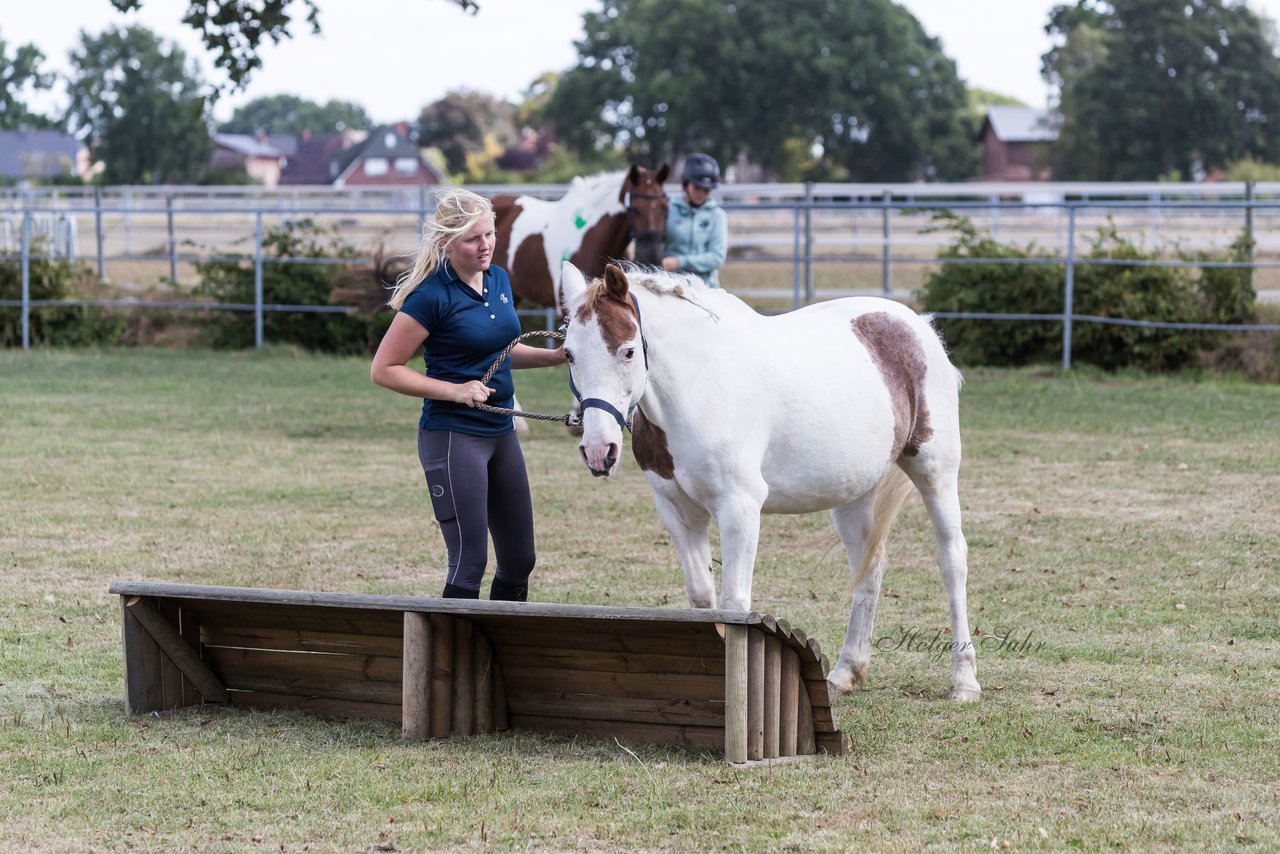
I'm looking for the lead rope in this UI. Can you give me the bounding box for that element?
[474,330,582,426]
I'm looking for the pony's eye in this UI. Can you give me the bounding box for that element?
[564,350,575,365]
[623,348,636,361]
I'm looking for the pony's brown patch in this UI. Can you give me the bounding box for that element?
[631,410,675,479]
[510,232,554,307]
[851,312,934,459]
[574,266,639,356]
[569,212,629,275]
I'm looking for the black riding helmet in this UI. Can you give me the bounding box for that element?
[681,153,720,189]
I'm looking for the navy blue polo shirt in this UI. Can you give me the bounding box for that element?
[398,262,521,437]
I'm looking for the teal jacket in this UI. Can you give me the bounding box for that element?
[665,195,728,287]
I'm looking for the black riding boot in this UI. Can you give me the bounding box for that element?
[441,583,480,599]
[489,576,528,602]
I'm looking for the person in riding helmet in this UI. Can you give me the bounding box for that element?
[662,153,728,288]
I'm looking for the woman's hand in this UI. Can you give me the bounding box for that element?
[661,256,679,272]
[453,381,495,407]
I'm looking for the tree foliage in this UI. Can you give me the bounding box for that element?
[65,26,212,184]
[219,94,370,135]
[0,35,57,130]
[416,90,518,177]
[1044,0,1280,180]
[545,0,978,181]
[108,0,478,88]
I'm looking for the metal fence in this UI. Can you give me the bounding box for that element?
[4,182,1279,368]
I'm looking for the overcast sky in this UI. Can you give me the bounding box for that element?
[8,0,1280,126]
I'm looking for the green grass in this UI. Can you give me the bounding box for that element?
[2,349,1278,851]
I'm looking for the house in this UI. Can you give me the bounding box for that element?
[332,124,445,187]
[210,134,289,186]
[0,130,82,182]
[978,106,1057,181]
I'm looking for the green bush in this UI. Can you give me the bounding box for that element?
[194,219,390,353]
[919,214,1259,373]
[0,243,95,347]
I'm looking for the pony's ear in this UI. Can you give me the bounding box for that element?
[559,261,588,312]
[603,263,629,303]
[620,164,639,203]
[655,163,670,184]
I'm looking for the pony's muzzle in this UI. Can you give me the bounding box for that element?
[580,441,620,477]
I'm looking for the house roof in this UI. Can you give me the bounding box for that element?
[278,132,351,185]
[333,124,445,185]
[213,133,287,159]
[0,130,80,179]
[983,106,1057,143]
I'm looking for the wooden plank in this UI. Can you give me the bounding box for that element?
[203,647,401,683]
[126,597,229,703]
[798,677,816,755]
[509,714,724,749]
[226,690,401,723]
[402,612,430,741]
[764,635,781,759]
[473,631,493,733]
[494,648,724,676]
[504,691,723,727]
[492,658,509,730]
[177,606,203,706]
[218,672,402,704]
[158,599,186,710]
[121,597,160,714]
[480,623,725,655]
[748,630,765,761]
[429,614,453,739]
[180,600,402,637]
[499,668,725,702]
[816,730,844,756]
[724,624,748,764]
[780,646,800,757]
[453,620,474,737]
[201,625,403,656]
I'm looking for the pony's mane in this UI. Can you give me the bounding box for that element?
[565,170,626,197]
[603,262,722,318]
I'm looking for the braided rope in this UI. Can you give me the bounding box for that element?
[474,330,580,425]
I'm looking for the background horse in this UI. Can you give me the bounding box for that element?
[557,261,981,702]
[493,164,669,307]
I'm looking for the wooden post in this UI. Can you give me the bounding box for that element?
[158,600,185,710]
[798,675,816,755]
[124,597,228,703]
[724,625,748,763]
[747,630,765,761]
[764,635,781,759]
[402,612,431,740]
[452,620,474,736]
[780,647,800,756]
[121,598,161,713]
[473,631,493,733]
[428,614,454,738]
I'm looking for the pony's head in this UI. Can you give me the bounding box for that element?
[560,261,649,477]
[620,163,670,266]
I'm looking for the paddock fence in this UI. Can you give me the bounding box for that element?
[4,181,1279,367]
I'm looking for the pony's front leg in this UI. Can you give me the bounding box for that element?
[714,492,765,612]
[649,480,715,608]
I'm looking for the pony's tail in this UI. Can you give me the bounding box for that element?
[849,466,916,591]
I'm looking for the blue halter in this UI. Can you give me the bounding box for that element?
[568,293,649,433]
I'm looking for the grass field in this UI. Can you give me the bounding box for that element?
[2,349,1278,851]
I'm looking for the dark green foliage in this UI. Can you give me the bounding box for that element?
[219,94,370,135]
[0,244,92,347]
[194,219,390,353]
[919,214,1260,373]
[0,36,57,130]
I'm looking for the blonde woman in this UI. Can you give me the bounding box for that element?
[372,189,565,600]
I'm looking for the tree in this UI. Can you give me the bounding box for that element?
[0,35,57,130]
[1044,0,1280,180]
[416,90,518,176]
[544,0,978,181]
[107,0,479,88]
[219,94,370,135]
[65,26,212,184]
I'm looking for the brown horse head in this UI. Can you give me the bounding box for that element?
[621,163,670,267]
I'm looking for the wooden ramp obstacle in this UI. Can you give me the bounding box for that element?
[108,582,842,763]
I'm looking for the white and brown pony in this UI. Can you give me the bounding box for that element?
[493,165,669,307]
[557,262,981,701]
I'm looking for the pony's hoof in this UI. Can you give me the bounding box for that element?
[948,685,982,702]
[826,663,867,697]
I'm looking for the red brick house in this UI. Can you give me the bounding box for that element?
[978,106,1057,181]
[332,124,445,187]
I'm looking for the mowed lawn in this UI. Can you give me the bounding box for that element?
[1,348,1277,851]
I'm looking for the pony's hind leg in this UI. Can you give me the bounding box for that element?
[902,459,981,702]
[649,481,715,608]
[828,491,887,697]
